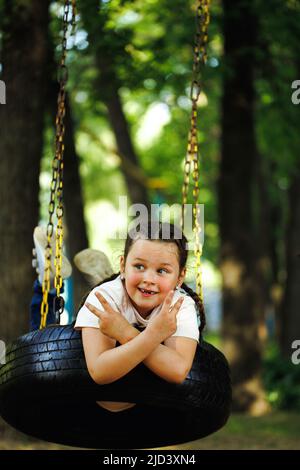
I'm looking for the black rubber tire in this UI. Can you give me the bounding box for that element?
[0,323,231,449]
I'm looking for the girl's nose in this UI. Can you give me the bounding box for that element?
[143,270,157,283]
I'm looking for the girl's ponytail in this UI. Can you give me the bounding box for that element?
[181,282,206,335]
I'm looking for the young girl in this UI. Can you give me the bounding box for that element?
[75,221,206,413]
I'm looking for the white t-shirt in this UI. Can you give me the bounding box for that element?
[74,275,200,343]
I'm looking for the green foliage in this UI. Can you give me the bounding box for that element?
[43,0,300,273]
[263,342,300,411]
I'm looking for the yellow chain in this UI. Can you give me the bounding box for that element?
[181,0,210,303]
[40,0,76,329]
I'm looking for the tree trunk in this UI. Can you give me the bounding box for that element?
[0,0,49,343]
[78,0,150,209]
[102,86,151,209]
[280,171,300,357]
[219,0,269,414]
[256,158,283,341]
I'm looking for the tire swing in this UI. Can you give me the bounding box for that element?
[0,0,231,449]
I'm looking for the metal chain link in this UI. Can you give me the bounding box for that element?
[181,0,210,302]
[40,0,76,329]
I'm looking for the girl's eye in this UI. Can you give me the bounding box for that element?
[134,264,144,270]
[158,268,168,274]
[133,264,168,274]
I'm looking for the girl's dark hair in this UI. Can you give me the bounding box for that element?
[79,220,206,334]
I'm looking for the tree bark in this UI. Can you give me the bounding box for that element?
[255,157,283,341]
[219,0,269,414]
[0,0,49,343]
[102,86,151,210]
[78,0,150,209]
[280,171,300,357]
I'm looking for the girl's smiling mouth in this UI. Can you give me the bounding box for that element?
[138,287,158,296]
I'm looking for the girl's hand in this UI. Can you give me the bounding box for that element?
[147,291,184,343]
[85,292,132,342]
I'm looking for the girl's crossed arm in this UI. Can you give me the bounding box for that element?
[118,327,197,384]
[82,325,163,385]
[83,291,196,385]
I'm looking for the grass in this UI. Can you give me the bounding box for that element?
[163,412,300,450]
[1,412,299,450]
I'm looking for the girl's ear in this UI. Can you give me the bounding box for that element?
[120,256,125,273]
[177,267,187,288]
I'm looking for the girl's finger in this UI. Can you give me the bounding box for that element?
[95,292,114,313]
[95,292,107,304]
[171,297,184,314]
[164,290,174,303]
[162,291,175,311]
[85,302,103,319]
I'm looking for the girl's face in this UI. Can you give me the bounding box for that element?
[120,239,186,318]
